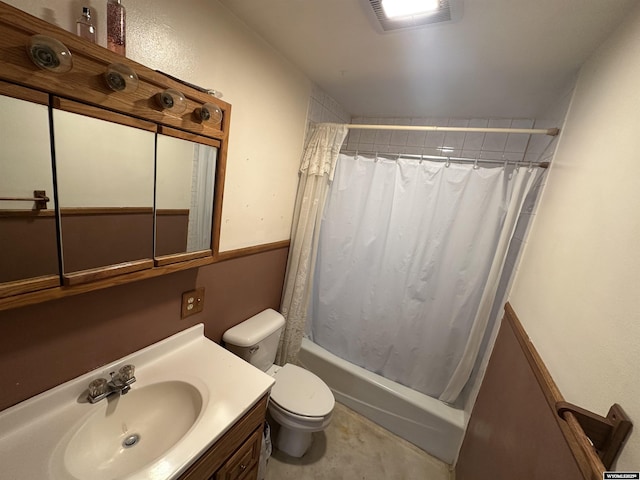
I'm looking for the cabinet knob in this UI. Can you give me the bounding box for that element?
[239,464,247,471]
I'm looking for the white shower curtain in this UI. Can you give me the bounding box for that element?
[277,123,348,365]
[187,144,217,252]
[310,154,537,400]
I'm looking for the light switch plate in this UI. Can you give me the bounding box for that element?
[181,287,205,319]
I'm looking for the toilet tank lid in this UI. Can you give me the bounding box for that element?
[222,309,285,347]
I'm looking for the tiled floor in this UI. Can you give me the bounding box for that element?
[264,402,452,480]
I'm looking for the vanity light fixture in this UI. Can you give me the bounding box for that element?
[26,35,73,73]
[195,102,223,125]
[156,88,187,114]
[104,63,139,93]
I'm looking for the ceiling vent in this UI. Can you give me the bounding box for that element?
[368,0,460,32]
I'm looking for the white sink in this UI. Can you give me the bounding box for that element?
[63,381,203,480]
[0,324,275,480]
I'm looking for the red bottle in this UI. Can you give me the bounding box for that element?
[107,0,126,55]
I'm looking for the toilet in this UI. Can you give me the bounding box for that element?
[223,309,335,458]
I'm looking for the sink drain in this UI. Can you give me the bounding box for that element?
[122,434,140,448]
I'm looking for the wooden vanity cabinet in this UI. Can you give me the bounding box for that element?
[179,394,268,480]
[215,427,262,480]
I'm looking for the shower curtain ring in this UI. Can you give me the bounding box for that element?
[473,158,479,169]
[420,154,424,165]
[528,160,534,172]
[445,157,450,168]
[503,159,508,170]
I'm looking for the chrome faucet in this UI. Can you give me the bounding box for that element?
[87,364,136,403]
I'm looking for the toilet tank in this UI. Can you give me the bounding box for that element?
[222,309,286,372]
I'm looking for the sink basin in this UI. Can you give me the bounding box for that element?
[0,324,275,480]
[63,381,203,480]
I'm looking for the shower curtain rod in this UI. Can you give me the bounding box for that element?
[341,150,550,169]
[347,124,559,136]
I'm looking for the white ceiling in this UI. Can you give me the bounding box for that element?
[219,0,637,119]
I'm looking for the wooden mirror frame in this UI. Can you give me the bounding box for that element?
[0,82,60,298]
[0,1,230,310]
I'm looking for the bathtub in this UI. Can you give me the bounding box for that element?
[298,338,466,464]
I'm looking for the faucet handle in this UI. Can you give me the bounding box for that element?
[119,364,135,382]
[88,378,108,398]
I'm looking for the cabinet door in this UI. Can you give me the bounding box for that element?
[178,395,268,480]
[0,82,59,298]
[155,128,219,265]
[52,98,156,285]
[214,427,262,480]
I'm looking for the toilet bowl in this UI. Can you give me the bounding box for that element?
[267,364,334,457]
[222,309,335,458]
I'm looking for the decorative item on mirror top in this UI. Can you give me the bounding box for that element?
[76,7,96,44]
[107,0,126,55]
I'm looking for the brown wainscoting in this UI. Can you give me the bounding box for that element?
[198,244,289,341]
[456,303,604,480]
[0,214,59,283]
[155,209,190,257]
[0,243,288,411]
[60,210,154,272]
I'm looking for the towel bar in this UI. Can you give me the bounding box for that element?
[0,190,49,209]
[556,401,632,469]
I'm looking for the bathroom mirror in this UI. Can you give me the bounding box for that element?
[52,99,156,285]
[0,84,60,297]
[155,130,218,265]
[0,4,231,310]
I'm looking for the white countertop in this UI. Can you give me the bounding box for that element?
[0,324,274,480]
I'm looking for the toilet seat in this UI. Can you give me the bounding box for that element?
[269,363,335,418]
[268,398,333,433]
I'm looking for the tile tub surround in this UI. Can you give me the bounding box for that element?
[307,84,351,125]
[304,92,560,167]
[0,324,274,480]
[344,116,559,163]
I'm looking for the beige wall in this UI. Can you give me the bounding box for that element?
[6,0,311,250]
[509,3,640,470]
